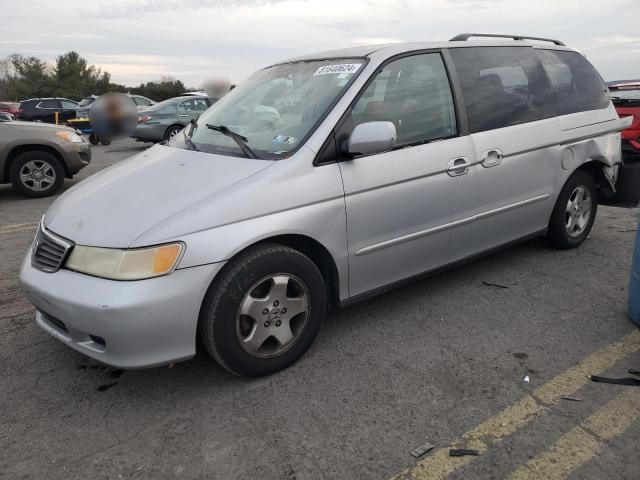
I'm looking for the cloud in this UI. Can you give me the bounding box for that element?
[0,0,638,86]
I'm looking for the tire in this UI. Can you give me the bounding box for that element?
[99,138,111,146]
[164,125,183,141]
[199,244,327,377]
[88,134,100,145]
[547,170,598,249]
[9,150,65,198]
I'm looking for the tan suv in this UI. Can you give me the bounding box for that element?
[0,120,91,197]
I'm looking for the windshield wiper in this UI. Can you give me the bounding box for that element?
[206,124,257,159]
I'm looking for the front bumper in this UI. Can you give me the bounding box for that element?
[20,247,224,368]
[60,140,91,175]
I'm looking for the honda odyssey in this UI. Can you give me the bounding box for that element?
[20,34,636,376]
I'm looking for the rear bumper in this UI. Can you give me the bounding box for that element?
[20,247,224,368]
[131,124,165,142]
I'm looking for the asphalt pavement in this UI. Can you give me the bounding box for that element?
[1,139,639,480]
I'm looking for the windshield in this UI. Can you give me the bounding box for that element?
[610,88,640,100]
[188,58,365,159]
[78,98,94,107]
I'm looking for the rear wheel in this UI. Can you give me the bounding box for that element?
[547,170,597,249]
[9,151,64,198]
[164,125,183,141]
[199,244,327,377]
[88,134,100,145]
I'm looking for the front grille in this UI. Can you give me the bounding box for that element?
[31,221,74,273]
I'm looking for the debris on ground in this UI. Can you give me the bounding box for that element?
[589,374,640,386]
[410,442,435,458]
[523,375,530,384]
[449,448,479,457]
[482,281,509,289]
[560,396,583,402]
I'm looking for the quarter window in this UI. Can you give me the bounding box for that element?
[449,47,555,133]
[350,53,457,147]
[536,49,609,115]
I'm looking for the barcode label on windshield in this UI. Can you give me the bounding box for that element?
[313,64,361,76]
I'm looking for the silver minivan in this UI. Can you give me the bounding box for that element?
[20,34,636,376]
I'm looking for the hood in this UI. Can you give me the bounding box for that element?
[44,144,274,247]
[7,121,76,132]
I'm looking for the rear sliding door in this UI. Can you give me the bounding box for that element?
[446,46,560,258]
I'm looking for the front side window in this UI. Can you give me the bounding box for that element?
[189,58,366,159]
[449,46,555,133]
[536,49,610,115]
[350,53,457,147]
[60,100,77,109]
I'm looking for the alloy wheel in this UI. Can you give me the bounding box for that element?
[236,274,310,358]
[565,185,592,237]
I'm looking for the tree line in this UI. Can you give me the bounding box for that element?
[0,51,191,102]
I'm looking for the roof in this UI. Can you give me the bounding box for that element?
[278,39,574,64]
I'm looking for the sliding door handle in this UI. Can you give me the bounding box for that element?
[447,157,472,176]
[481,149,503,168]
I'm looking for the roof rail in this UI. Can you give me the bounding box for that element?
[449,33,565,46]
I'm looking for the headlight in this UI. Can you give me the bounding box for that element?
[65,243,184,280]
[56,131,84,143]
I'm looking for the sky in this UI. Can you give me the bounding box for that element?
[0,0,639,87]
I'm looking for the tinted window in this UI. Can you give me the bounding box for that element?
[60,100,77,109]
[537,50,609,114]
[39,99,59,109]
[449,47,555,133]
[350,53,457,147]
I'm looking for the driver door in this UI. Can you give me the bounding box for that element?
[337,52,476,297]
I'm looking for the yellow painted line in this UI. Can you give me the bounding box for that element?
[390,330,640,480]
[533,329,640,404]
[507,389,640,480]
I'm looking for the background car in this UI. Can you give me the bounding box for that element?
[131,95,215,142]
[0,120,91,197]
[0,112,15,122]
[0,101,20,116]
[16,98,78,124]
[609,80,640,160]
[76,94,155,119]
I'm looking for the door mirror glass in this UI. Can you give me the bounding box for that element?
[346,121,397,156]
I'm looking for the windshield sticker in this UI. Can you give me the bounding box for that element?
[313,63,361,76]
[273,134,297,145]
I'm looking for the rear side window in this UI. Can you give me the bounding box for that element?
[350,52,457,147]
[536,50,609,115]
[38,99,60,109]
[449,47,555,133]
[133,96,153,106]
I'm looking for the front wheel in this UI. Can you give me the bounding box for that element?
[546,170,598,249]
[9,151,64,198]
[199,244,327,376]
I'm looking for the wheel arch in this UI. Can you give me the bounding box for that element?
[3,144,68,182]
[200,233,342,314]
[574,159,616,199]
[164,124,184,140]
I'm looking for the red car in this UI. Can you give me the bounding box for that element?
[609,81,640,160]
[0,101,19,116]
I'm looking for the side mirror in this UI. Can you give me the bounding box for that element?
[346,121,397,157]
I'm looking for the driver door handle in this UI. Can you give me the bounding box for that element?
[447,157,472,177]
